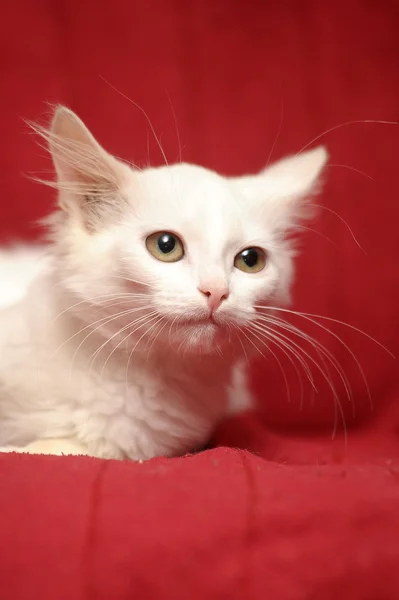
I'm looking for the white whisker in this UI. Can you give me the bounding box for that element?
[145,316,169,360]
[255,306,392,416]
[308,204,365,253]
[297,119,397,155]
[49,292,136,325]
[125,316,164,390]
[165,88,182,163]
[97,312,160,380]
[168,314,180,346]
[295,224,339,251]
[327,163,373,181]
[54,305,153,372]
[256,315,352,398]
[235,328,250,365]
[266,96,284,167]
[88,311,159,375]
[112,273,157,289]
[254,306,394,358]
[246,324,292,404]
[248,317,316,388]
[255,318,347,439]
[100,76,169,166]
[249,322,308,407]
[254,315,354,422]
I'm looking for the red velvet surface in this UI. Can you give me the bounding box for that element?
[1,1,399,598]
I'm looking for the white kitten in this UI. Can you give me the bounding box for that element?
[0,107,327,460]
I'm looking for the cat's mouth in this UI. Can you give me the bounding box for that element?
[160,312,234,352]
[185,318,218,328]
[195,315,216,324]
[172,313,222,331]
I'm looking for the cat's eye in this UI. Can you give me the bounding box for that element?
[145,232,184,263]
[234,247,267,273]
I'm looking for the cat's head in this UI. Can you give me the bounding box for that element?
[40,106,327,355]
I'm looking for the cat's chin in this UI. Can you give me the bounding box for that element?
[163,320,230,355]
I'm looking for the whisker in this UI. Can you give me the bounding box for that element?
[327,163,373,181]
[253,306,388,417]
[69,308,155,379]
[49,293,149,325]
[237,328,267,360]
[100,75,169,166]
[265,314,366,415]
[266,96,284,167]
[225,320,233,346]
[256,315,354,415]
[251,320,316,393]
[256,315,353,397]
[249,322,309,407]
[145,316,169,359]
[295,224,340,251]
[50,304,152,365]
[125,316,164,390]
[251,317,349,439]
[308,204,365,253]
[88,310,159,375]
[164,88,182,163]
[112,273,157,289]
[50,307,142,360]
[215,345,224,359]
[297,119,397,155]
[254,306,394,358]
[246,324,292,404]
[235,328,250,365]
[97,312,160,380]
[255,317,335,411]
[168,314,180,346]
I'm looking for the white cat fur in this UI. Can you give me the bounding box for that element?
[0,107,327,460]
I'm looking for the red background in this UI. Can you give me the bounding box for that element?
[1,1,399,598]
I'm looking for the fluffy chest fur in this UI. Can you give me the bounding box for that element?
[0,268,230,459]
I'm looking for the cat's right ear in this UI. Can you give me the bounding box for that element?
[36,106,131,228]
[232,146,328,234]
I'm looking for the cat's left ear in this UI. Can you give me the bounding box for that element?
[234,146,328,231]
[36,106,131,229]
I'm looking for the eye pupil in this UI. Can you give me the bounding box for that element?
[241,248,258,267]
[158,234,176,254]
[234,246,266,273]
[146,231,184,263]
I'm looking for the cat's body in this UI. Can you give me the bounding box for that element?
[0,246,236,458]
[0,107,327,460]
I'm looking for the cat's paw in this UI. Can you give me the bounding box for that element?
[0,439,89,456]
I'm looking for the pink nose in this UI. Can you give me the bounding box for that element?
[199,286,229,312]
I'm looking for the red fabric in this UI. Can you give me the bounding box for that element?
[2,449,399,600]
[1,1,399,598]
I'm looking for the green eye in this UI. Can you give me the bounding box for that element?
[234,247,267,273]
[146,232,184,263]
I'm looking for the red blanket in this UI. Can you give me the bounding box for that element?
[1,1,399,598]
